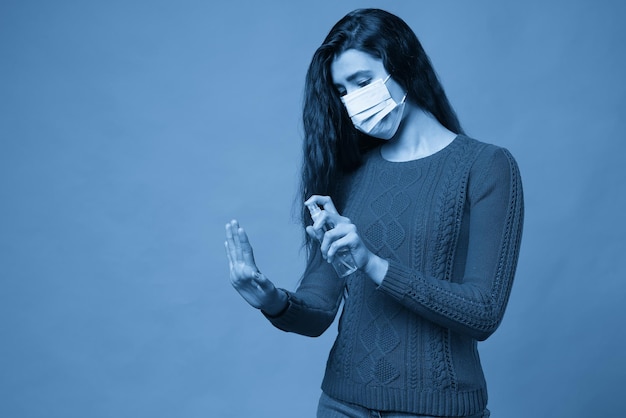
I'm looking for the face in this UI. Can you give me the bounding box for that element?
[330,49,407,139]
[330,49,405,103]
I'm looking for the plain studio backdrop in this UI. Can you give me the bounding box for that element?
[1,1,624,417]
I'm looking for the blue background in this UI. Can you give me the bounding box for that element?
[1,1,625,417]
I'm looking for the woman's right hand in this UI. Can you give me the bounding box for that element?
[304,195,389,285]
[224,220,288,316]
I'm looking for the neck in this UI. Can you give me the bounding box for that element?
[381,105,457,162]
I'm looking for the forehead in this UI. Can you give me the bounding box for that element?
[330,49,386,84]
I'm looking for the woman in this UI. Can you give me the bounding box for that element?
[225,8,523,418]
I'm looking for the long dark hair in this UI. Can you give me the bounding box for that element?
[299,8,463,246]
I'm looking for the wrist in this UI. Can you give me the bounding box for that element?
[363,253,389,286]
[262,288,289,317]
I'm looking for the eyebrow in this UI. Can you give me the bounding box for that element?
[346,70,374,82]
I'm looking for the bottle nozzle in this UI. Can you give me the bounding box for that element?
[307,203,322,220]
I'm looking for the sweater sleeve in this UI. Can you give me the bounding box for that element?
[378,146,524,341]
[263,247,346,337]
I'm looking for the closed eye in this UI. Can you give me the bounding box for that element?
[335,79,371,97]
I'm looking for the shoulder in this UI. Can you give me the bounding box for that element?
[459,135,523,203]
[457,135,520,177]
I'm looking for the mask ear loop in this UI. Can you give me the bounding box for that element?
[384,74,408,105]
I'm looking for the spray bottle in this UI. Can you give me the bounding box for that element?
[307,203,358,277]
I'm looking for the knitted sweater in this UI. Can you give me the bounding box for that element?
[267,135,524,416]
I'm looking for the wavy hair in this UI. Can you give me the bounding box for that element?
[299,8,464,247]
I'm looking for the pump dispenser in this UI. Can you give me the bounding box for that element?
[307,203,358,277]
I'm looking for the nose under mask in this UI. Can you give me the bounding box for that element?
[341,75,407,140]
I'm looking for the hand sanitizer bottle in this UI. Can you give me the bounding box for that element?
[307,203,358,277]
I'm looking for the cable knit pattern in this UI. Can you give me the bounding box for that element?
[265,135,524,416]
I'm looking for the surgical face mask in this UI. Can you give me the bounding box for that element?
[340,75,407,140]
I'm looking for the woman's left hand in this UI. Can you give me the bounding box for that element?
[305,195,388,283]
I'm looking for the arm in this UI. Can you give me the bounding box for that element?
[264,248,346,337]
[225,219,345,337]
[379,147,524,340]
[303,149,524,341]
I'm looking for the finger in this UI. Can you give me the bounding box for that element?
[320,226,342,258]
[305,195,338,214]
[310,209,329,231]
[224,241,234,268]
[321,211,350,228]
[306,225,324,242]
[326,234,353,260]
[228,220,245,262]
[237,226,256,265]
[226,220,241,263]
[321,223,355,257]
[225,221,239,263]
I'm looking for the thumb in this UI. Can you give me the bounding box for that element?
[306,225,323,242]
[253,272,275,292]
